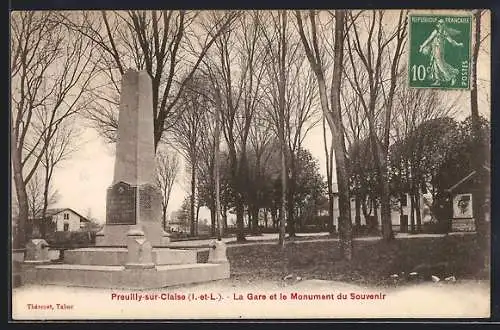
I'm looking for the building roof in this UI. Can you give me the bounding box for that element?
[445,165,491,193]
[33,208,91,222]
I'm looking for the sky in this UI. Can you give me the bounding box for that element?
[49,10,491,224]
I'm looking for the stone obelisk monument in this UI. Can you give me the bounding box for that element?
[97,69,169,246]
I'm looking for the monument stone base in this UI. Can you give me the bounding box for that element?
[22,245,230,289]
[95,224,171,247]
[22,261,230,289]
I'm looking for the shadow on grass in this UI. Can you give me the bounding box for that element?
[227,234,489,287]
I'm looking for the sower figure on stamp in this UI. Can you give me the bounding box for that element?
[419,19,464,86]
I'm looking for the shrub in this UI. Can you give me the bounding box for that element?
[422,220,449,234]
[48,231,96,248]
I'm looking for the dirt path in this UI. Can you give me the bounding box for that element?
[169,232,473,248]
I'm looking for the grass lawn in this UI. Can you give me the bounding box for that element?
[227,234,490,287]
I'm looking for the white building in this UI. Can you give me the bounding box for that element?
[34,208,91,233]
[329,193,426,232]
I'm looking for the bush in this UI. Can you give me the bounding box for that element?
[47,231,96,248]
[352,224,379,236]
[259,227,279,234]
[422,220,449,234]
[299,225,333,233]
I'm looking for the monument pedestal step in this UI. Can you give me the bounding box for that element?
[64,247,197,266]
[22,262,230,289]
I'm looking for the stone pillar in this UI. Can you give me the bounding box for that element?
[96,69,169,247]
[208,240,228,264]
[113,70,156,186]
[161,231,171,246]
[95,225,106,245]
[125,227,155,269]
[24,239,51,264]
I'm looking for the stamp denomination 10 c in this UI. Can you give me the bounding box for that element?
[408,14,472,89]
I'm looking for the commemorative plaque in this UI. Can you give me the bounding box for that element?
[106,181,137,225]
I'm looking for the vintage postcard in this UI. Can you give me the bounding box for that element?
[10,9,491,320]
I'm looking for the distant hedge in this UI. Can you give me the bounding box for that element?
[46,231,96,248]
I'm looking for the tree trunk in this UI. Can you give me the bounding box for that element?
[399,195,404,219]
[247,208,252,232]
[367,124,393,240]
[40,164,51,239]
[195,200,201,236]
[361,196,369,220]
[236,199,245,241]
[278,144,287,246]
[214,86,223,240]
[355,195,361,228]
[287,198,295,236]
[190,163,196,237]
[415,192,422,232]
[328,192,335,233]
[373,199,379,230]
[12,145,29,248]
[287,151,297,237]
[328,10,352,260]
[471,10,486,238]
[297,207,303,231]
[222,206,228,232]
[162,205,168,231]
[277,10,288,248]
[210,207,216,237]
[399,194,404,232]
[380,182,393,239]
[252,207,259,234]
[287,171,296,237]
[234,147,247,241]
[410,193,416,233]
[296,10,353,255]
[379,11,406,241]
[323,115,336,234]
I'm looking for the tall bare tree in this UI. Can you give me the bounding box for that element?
[11,11,95,245]
[63,10,239,149]
[202,11,266,241]
[284,58,319,236]
[156,145,180,230]
[391,79,458,232]
[247,111,275,233]
[25,170,60,239]
[340,81,370,229]
[470,10,488,238]
[321,116,336,232]
[169,75,208,236]
[296,10,353,259]
[344,10,407,240]
[259,10,290,246]
[213,87,223,239]
[262,13,319,237]
[25,171,60,221]
[38,122,80,238]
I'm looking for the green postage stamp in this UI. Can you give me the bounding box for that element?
[408,14,472,89]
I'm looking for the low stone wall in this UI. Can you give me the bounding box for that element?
[13,250,24,263]
[48,249,60,260]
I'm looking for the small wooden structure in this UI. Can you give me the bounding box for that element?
[445,165,490,232]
